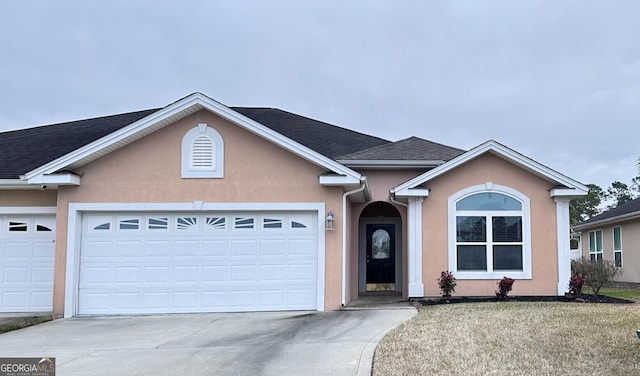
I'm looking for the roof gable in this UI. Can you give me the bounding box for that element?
[392,140,588,197]
[20,93,362,184]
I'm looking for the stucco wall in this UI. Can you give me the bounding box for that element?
[0,190,57,206]
[421,153,560,296]
[579,220,640,283]
[52,109,346,316]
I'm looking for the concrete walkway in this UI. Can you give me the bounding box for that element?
[0,307,416,375]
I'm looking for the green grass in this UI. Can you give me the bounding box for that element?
[373,302,640,376]
[0,315,53,334]
[595,286,640,302]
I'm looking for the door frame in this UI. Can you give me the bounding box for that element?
[358,217,402,294]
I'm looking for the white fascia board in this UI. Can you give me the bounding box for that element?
[319,174,362,186]
[337,160,444,168]
[394,188,429,197]
[573,212,640,231]
[550,188,588,198]
[27,173,80,185]
[393,140,588,193]
[0,206,57,214]
[25,92,361,182]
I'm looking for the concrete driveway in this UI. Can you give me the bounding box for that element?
[0,308,415,375]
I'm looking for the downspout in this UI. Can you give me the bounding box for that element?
[341,179,367,307]
[389,192,408,208]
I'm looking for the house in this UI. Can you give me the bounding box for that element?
[0,92,588,317]
[573,197,640,284]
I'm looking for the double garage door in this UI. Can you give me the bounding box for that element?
[0,215,55,312]
[79,211,318,315]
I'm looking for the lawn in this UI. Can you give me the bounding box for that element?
[373,302,640,376]
[593,286,640,302]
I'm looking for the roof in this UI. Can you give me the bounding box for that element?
[0,109,160,179]
[232,108,389,159]
[574,197,640,230]
[0,103,391,180]
[392,140,588,198]
[336,136,465,161]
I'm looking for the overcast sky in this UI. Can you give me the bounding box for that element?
[1,1,638,190]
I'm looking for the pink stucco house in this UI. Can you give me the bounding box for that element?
[0,93,587,317]
[573,197,640,284]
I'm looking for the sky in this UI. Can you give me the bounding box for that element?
[1,1,639,190]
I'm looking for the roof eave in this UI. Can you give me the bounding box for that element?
[573,211,640,231]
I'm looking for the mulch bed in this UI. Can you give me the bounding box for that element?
[417,294,635,306]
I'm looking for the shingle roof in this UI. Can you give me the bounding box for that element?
[0,106,390,179]
[577,197,640,227]
[336,136,465,161]
[0,109,160,179]
[232,108,390,159]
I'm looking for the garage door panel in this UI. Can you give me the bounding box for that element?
[174,266,199,283]
[114,266,141,284]
[5,242,32,259]
[116,241,143,257]
[144,240,172,257]
[79,212,318,314]
[231,239,258,257]
[31,266,54,283]
[143,266,171,283]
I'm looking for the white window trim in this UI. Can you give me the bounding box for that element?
[588,229,603,261]
[613,226,622,268]
[181,123,224,178]
[448,183,532,280]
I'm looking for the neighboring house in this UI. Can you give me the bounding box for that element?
[0,92,587,317]
[573,197,640,284]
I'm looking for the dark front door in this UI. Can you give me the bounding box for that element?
[366,224,395,291]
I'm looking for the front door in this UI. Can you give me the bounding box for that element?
[365,224,395,291]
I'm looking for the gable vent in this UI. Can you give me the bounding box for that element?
[191,135,214,168]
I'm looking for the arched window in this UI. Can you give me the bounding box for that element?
[448,184,531,279]
[181,123,224,178]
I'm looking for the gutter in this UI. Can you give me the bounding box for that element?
[341,178,367,307]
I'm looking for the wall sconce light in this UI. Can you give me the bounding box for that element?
[325,211,335,231]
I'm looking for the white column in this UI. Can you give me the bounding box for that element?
[407,196,424,297]
[555,198,571,295]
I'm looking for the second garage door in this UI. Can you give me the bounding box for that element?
[79,211,318,315]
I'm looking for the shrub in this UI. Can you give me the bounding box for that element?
[571,257,622,295]
[568,275,585,296]
[496,277,515,299]
[437,271,457,298]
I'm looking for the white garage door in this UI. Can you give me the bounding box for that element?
[0,215,55,312]
[79,211,318,314]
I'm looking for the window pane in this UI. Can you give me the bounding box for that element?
[372,229,391,260]
[456,192,522,211]
[456,216,486,242]
[492,217,522,242]
[613,227,621,251]
[614,251,622,268]
[589,254,595,261]
[457,245,487,271]
[589,231,595,252]
[595,230,603,252]
[493,245,523,270]
[596,253,603,261]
